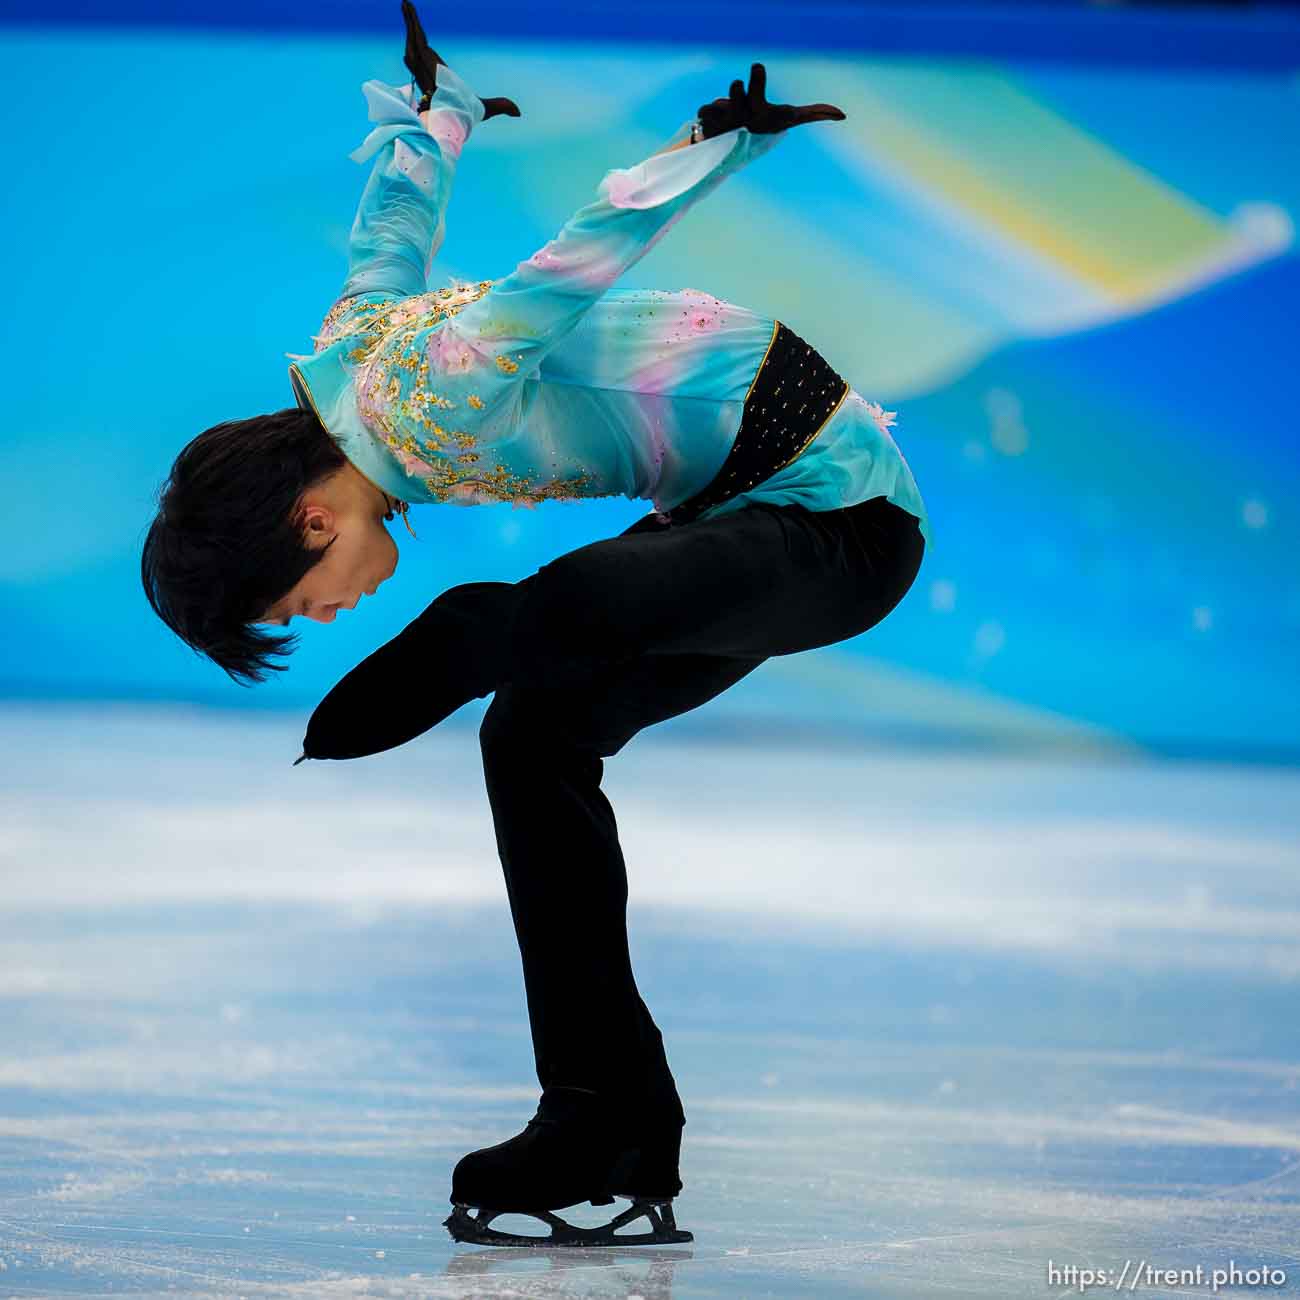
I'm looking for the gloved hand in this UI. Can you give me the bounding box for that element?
[696,62,845,139]
[295,581,517,763]
[401,0,520,120]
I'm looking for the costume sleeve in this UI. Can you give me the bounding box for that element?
[314,65,485,347]
[402,122,782,441]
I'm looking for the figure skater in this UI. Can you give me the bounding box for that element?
[141,1,932,1247]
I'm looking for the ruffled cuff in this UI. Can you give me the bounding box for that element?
[597,124,779,211]
[418,64,485,163]
[349,65,486,166]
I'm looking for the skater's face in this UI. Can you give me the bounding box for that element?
[254,462,400,627]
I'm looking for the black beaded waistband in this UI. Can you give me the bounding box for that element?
[665,320,849,526]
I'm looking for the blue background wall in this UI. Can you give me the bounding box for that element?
[2,3,1297,761]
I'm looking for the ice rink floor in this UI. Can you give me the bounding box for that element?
[1,704,1299,1297]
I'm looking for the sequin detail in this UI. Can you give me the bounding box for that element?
[666,320,851,525]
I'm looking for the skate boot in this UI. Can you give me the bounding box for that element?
[444,1085,691,1247]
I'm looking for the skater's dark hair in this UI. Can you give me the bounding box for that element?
[141,406,347,688]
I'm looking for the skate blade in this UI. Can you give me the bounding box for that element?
[444,1197,692,1248]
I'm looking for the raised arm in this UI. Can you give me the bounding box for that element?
[304,66,485,356]
[316,2,519,345]
[338,67,483,305]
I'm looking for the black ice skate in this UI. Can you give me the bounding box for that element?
[444,1085,692,1247]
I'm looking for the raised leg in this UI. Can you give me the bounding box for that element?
[495,497,924,689]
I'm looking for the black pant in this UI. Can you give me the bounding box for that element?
[476,496,925,1128]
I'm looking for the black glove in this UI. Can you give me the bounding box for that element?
[401,0,520,120]
[296,581,517,763]
[697,62,844,139]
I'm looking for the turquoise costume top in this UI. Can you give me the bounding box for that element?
[288,64,933,552]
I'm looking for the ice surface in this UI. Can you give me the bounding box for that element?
[1,704,1298,1296]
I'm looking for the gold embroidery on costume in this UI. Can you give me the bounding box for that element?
[421,464,595,505]
[315,280,594,507]
[315,294,394,351]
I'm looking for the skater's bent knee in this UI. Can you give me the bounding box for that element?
[478,683,564,755]
[478,687,526,753]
